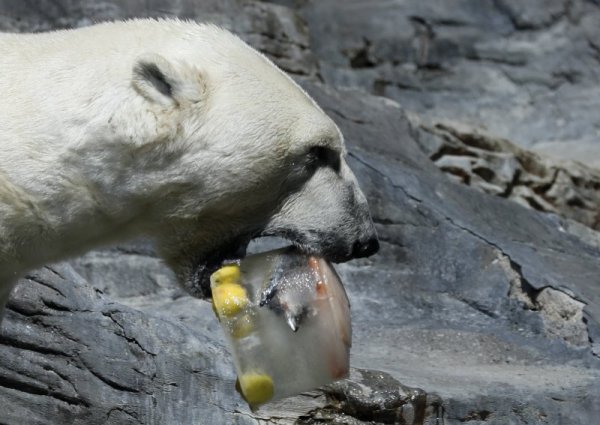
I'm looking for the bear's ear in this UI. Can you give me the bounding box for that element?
[132,53,207,107]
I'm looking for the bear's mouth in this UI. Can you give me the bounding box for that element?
[187,232,352,299]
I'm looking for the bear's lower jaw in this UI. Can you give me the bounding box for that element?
[257,229,355,265]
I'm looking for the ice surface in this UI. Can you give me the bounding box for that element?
[210,247,351,408]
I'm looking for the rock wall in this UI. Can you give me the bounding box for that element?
[301,0,600,168]
[1,1,599,424]
[413,120,600,232]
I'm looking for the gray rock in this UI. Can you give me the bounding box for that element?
[536,287,588,347]
[493,0,568,30]
[1,1,600,424]
[1,81,598,424]
[298,369,443,424]
[300,0,600,169]
[412,120,600,231]
[0,0,317,77]
[0,264,250,425]
[299,82,600,424]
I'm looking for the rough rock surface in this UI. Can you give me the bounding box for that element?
[0,0,317,77]
[300,0,600,168]
[1,1,600,424]
[412,119,600,231]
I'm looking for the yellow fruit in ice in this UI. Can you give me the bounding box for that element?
[237,373,274,407]
[210,264,241,286]
[231,314,254,339]
[212,283,248,318]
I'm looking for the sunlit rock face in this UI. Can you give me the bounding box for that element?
[1,1,599,424]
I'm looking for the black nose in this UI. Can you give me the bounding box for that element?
[352,236,380,259]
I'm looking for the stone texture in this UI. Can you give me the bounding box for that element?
[297,369,443,424]
[1,1,600,424]
[411,120,600,231]
[1,81,598,424]
[300,0,600,169]
[0,0,317,77]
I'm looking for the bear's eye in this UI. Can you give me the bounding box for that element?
[307,146,341,172]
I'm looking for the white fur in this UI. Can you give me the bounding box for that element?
[0,19,376,314]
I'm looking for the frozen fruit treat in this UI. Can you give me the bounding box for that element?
[211,247,351,409]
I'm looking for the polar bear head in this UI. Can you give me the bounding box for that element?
[122,23,378,297]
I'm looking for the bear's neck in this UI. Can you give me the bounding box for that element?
[0,85,187,278]
[0,134,171,280]
[0,165,142,278]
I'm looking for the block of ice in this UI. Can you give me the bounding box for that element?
[210,247,351,409]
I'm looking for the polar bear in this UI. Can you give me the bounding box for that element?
[0,19,378,317]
